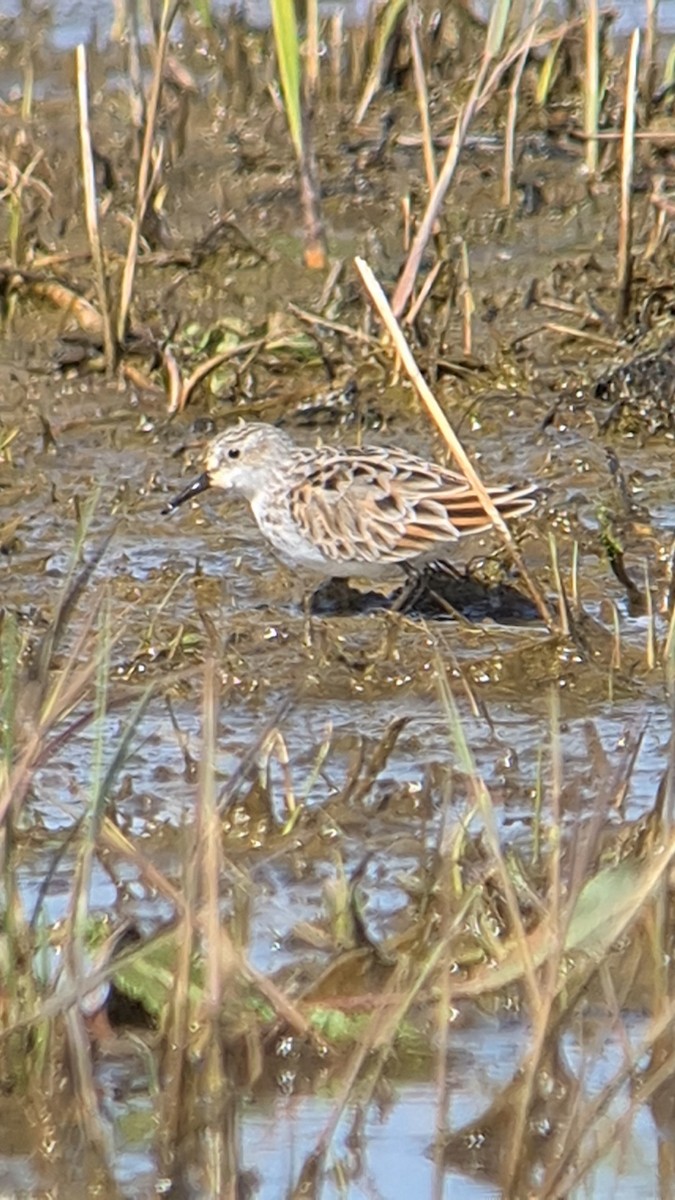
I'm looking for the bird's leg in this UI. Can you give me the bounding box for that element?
[392,563,426,612]
[392,559,464,613]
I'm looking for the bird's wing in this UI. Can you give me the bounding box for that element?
[287,446,496,565]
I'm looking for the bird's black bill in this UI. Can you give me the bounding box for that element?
[162,472,211,515]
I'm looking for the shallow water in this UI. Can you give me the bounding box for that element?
[1,0,674,48]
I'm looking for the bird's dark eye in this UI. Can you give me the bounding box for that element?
[228,448,240,459]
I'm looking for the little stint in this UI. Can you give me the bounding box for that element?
[163,421,536,580]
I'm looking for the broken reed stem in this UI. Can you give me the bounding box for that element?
[408,4,437,192]
[117,0,180,344]
[355,256,552,627]
[76,44,115,373]
[617,29,640,324]
[584,0,600,177]
[299,124,328,270]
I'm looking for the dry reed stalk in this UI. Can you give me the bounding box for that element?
[584,0,600,176]
[542,321,617,348]
[502,0,546,206]
[404,258,441,325]
[392,3,575,316]
[479,14,583,112]
[158,870,196,1167]
[350,23,367,93]
[644,177,669,258]
[664,593,675,665]
[128,2,146,141]
[645,559,656,669]
[329,10,343,102]
[501,702,647,1192]
[355,256,552,627]
[546,690,562,957]
[199,660,225,1022]
[76,45,115,374]
[542,936,675,1194]
[117,0,180,344]
[171,335,269,412]
[401,193,411,251]
[21,56,33,122]
[0,585,112,830]
[65,1006,116,1161]
[431,797,456,1200]
[408,5,437,193]
[59,613,152,1169]
[288,302,381,346]
[549,535,570,638]
[458,238,474,356]
[570,539,579,609]
[390,57,491,318]
[574,128,675,143]
[616,30,640,323]
[437,666,541,1013]
[296,899,473,1191]
[354,0,408,125]
[305,0,320,104]
[197,660,240,1195]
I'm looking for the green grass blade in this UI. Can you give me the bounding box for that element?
[486,0,512,58]
[270,0,302,159]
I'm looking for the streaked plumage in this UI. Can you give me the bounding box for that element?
[164,422,536,579]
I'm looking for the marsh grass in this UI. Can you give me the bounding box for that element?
[1,0,665,377]
[1,531,675,1194]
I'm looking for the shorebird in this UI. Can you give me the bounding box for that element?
[164,422,536,585]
